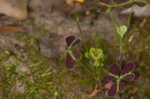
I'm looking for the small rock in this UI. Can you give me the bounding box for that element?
[121,3,150,17]
[15,82,25,93]
[0,0,28,20]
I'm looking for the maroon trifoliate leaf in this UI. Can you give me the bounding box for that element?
[122,74,134,81]
[109,64,119,75]
[65,36,80,68]
[121,63,134,75]
[102,76,115,83]
[66,53,75,68]
[66,36,75,46]
[108,82,117,96]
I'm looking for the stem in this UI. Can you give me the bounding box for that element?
[68,38,77,49]
[97,0,147,8]
[120,37,123,53]
[67,50,76,61]
[116,79,120,93]
[76,18,83,35]
[67,37,79,61]
[120,72,132,79]
[102,68,119,79]
[75,15,84,40]
[110,12,120,42]
[127,7,133,27]
[95,66,99,80]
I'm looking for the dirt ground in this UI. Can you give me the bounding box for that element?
[0,0,150,99]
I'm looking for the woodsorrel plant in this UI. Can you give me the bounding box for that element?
[102,62,140,96]
[65,35,80,68]
[84,47,105,80]
[64,0,147,97]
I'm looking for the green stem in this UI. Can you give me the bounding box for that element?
[97,0,147,8]
[116,79,120,93]
[127,7,133,27]
[120,38,123,53]
[109,12,121,47]
[120,72,132,79]
[67,38,79,61]
[68,39,77,49]
[67,50,76,61]
[102,68,119,79]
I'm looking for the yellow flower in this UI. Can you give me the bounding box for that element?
[75,0,84,3]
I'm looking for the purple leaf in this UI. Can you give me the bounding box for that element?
[119,80,124,91]
[121,63,134,75]
[66,36,80,47]
[66,36,75,46]
[66,53,75,68]
[108,82,117,96]
[65,36,80,68]
[122,74,134,81]
[109,64,119,75]
[66,51,80,68]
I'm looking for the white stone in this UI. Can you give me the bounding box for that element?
[121,3,150,17]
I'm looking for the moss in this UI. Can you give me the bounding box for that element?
[124,17,150,98]
[0,32,100,98]
[0,33,57,98]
